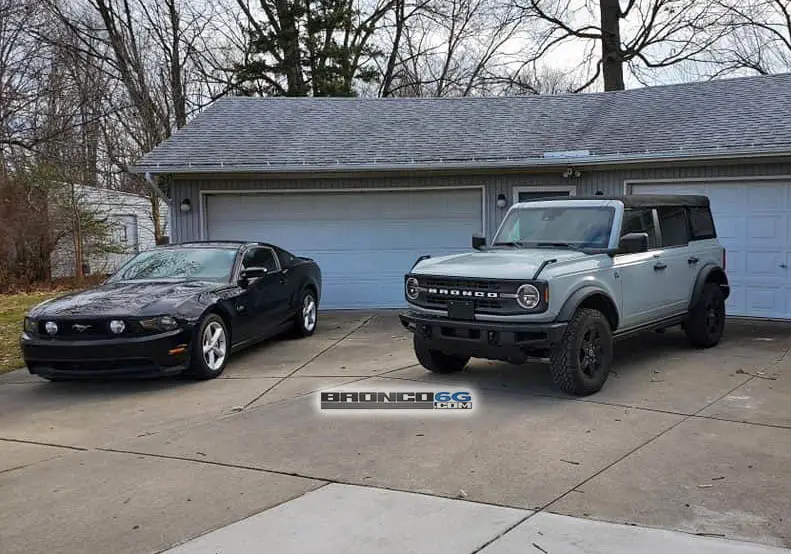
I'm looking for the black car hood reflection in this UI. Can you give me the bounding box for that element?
[28,280,230,318]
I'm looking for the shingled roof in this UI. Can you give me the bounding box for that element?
[132,73,791,174]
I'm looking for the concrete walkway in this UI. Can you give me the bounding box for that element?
[162,484,791,554]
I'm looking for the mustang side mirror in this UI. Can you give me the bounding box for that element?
[472,233,486,251]
[618,232,649,254]
[239,267,267,285]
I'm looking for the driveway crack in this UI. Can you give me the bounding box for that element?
[241,314,375,409]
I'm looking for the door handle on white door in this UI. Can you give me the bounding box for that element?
[781,263,788,269]
[653,262,667,271]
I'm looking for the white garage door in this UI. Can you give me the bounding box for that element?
[631,180,791,319]
[205,189,483,309]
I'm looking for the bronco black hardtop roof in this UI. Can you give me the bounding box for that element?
[521,194,710,208]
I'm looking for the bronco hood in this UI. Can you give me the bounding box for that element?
[27,280,225,319]
[411,249,586,280]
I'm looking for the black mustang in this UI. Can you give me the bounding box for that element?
[21,241,322,380]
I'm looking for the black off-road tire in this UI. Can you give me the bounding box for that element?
[684,282,726,348]
[549,308,614,396]
[184,314,230,380]
[414,335,470,374]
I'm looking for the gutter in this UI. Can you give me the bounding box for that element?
[128,146,791,176]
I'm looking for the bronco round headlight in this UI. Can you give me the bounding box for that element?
[516,284,541,309]
[406,277,420,300]
[109,320,126,334]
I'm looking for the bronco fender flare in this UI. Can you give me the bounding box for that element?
[556,286,620,331]
[689,264,729,309]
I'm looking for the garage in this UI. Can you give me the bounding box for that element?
[203,188,484,309]
[631,180,791,319]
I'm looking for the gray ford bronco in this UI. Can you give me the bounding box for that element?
[399,195,729,396]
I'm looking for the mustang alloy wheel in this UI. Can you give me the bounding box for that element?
[293,289,318,337]
[202,320,227,371]
[186,314,230,379]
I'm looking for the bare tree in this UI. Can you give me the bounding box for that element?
[708,0,791,75]
[516,0,729,91]
[377,0,525,96]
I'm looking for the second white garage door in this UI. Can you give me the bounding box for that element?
[205,188,484,309]
[631,180,791,320]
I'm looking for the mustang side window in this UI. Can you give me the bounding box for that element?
[620,208,658,249]
[243,248,279,273]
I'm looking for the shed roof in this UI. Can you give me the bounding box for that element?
[133,73,791,174]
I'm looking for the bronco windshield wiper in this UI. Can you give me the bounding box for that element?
[533,242,583,251]
[492,241,531,248]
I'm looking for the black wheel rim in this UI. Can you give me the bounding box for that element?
[705,296,725,336]
[578,325,603,378]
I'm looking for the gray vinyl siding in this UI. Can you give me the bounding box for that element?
[166,161,791,244]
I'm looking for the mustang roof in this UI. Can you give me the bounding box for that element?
[132,73,791,174]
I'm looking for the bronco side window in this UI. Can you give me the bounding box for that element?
[688,206,716,240]
[620,208,658,249]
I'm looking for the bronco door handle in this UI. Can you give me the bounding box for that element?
[688,256,699,264]
[654,262,667,271]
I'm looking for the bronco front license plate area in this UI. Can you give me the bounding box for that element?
[447,299,475,320]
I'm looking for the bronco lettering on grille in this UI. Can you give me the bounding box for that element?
[427,288,499,298]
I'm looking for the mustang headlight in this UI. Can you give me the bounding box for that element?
[24,317,37,334]
[109,320,126,334]
[140,316,180,332]
[406,277,420,300]
[516,284,541,309]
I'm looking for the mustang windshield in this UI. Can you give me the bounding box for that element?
[108,248,238,282]
[494,206,615,249]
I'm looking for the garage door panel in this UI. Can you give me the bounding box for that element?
[632,180,790,319]
[205,189,482,309]
[208,191,481,222]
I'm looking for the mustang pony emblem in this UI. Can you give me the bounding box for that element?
[72,324,92,333]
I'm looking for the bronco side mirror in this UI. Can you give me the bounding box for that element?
[618,232,649,254]
[472,233,486,251]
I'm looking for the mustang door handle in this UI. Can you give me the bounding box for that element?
[653,262,667,271]
[688,256,699,264]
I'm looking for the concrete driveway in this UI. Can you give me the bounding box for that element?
[1,311,790,554]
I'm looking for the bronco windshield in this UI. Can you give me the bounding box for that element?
[107,247,238,282]
[493,206,615,249]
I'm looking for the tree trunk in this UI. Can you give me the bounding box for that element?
[599,0,624,91]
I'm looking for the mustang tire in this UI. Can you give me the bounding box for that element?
[185,314,230,380]
[414,335,470,373]
[549,308,613,396]
[292,288,318,337]
[684,282,726,348]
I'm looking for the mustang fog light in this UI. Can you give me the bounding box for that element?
[516,284,541,309]
[406,277,420,300]
[44,321,58,336]
[24,317,38,334]
[109,320,126,334]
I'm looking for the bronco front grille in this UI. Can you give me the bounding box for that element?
[414,276,523,315]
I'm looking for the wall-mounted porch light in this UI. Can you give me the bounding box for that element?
[180,198,192,213]
[496,194,507,209]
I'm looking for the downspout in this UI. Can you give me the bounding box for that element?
[144,172,169,201]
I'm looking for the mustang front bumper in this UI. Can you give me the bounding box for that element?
[399,311,568,360]
[21,328,193,379]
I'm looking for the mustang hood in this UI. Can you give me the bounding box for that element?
[412,249,586,280]
[28,280,225,318]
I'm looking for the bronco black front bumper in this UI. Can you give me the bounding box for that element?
[399,311,567,361]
